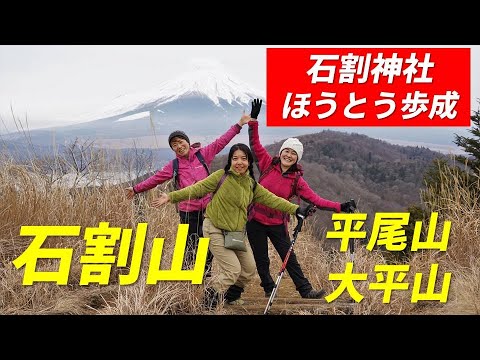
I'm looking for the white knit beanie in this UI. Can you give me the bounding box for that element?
[279,138,304,162]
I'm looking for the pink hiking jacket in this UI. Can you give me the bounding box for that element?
[133,123,242,212]
[248,121,341,226]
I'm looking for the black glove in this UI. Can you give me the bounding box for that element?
[250,98,262,119]
[340,199,357,213]
[296,204,315,220]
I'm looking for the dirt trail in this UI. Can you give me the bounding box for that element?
[219,270,354,315]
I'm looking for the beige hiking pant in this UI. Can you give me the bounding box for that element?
[203,217,256,294]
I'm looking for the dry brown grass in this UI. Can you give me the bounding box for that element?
[0,156,204,315]
[1,151,479,315]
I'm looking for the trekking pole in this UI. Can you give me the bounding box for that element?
[263,204,317,315]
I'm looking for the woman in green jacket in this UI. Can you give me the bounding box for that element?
[151,142,310,310]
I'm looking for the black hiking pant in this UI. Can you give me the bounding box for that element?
[246,219,312,297]
[179,210,213,275]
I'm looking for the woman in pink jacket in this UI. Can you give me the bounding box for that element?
[125,116,250,276]
[247,99,353,299]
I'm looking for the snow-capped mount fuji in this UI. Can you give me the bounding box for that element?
[76,58,265,123]
[6,59,269,148]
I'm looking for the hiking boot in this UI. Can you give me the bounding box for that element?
[265,290,272,298]
[301,289,326,299]
[226,298,245,305]
[224,284,244,304]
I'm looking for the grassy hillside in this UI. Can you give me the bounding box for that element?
[3,129,476,315]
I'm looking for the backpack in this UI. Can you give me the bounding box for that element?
[172,142,209,191]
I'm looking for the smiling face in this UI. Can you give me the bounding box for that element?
[170,137,190,158]
[280,148,298,169]
[231,149,249,175]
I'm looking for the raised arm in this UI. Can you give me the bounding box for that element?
[248,120,273,173]
[200,115,250,162]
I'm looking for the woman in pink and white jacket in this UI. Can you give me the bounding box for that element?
[247,99,353,299]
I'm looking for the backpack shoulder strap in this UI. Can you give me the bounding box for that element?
[289,172,301,203]
[172,158,179,191]
[172,151,209,191]
[212,171,228,198]
[195,151,210,175]
[258,157,280,183]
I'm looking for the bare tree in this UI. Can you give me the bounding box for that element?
[121,139,155,184]
[61,137,104,188]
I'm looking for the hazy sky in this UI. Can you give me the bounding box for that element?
[0,45,478,131]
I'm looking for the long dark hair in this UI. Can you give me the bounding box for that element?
[224,143,257,184]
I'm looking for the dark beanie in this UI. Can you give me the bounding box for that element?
[168,130,190,148]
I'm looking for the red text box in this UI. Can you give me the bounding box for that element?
[266,48,470,127]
